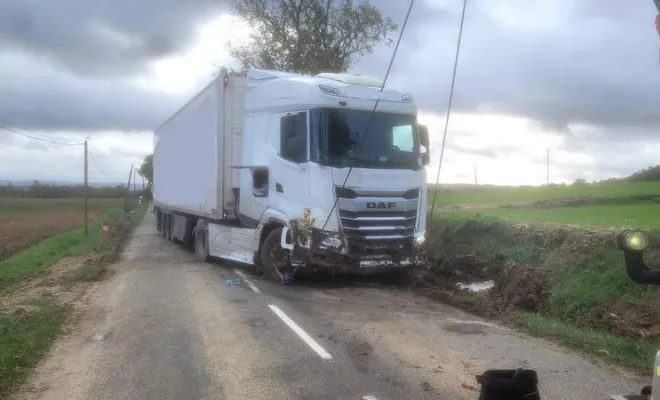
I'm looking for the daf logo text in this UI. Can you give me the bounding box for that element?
[366,202,397,209]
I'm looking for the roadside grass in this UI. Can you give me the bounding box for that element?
[511,313,657,372]
[0,298,67,396]
[0,198,123,215]
[547,249,648,321]
[432,181,660,207]
[0,203,147,395]
[66,206,148,284]
[0,207,125,293]
[438,202,660,230]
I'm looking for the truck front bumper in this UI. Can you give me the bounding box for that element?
[289,227,427,273]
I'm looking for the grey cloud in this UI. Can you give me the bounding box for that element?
[447,143,532,160]
[365,1,660,138]
[0,0,227,77]
[23,140,49,151]
[0,57,184,132]
[2,0,659,146]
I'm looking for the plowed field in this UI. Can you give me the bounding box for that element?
[0,199,122,261]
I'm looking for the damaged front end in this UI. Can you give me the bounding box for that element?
[283,217,427,274]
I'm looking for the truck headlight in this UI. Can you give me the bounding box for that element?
[616,229,649,252]
[414,230,426,246]
[320,236,342,249]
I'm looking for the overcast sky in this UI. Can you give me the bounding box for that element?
[0,0,658,185]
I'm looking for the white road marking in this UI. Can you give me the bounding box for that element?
[362,396,379,400]
[268,304,333,360]
[234,269,261,293]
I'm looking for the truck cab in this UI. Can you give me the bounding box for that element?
[153,68,430,280]
[235,70,429,273]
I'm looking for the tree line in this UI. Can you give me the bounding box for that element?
[0,181,139,199]
[573,165,660,185]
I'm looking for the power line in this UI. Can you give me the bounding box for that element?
[428,0,469,220]
[89,152,108,177]
[0,118,67,141]
[87,141,112,178]
[0,121,84,146]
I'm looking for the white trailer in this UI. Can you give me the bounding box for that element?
[153,69,431,282]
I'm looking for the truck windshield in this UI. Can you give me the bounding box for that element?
[310,108,420,170]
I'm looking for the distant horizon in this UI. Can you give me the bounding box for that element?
[0,179,127,187]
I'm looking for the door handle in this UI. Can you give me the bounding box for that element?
[276,183,283,193]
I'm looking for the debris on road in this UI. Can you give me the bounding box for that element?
[456,280,494,292]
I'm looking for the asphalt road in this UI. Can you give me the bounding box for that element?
[14,213,647,400]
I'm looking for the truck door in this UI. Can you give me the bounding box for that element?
[270,111,311,221]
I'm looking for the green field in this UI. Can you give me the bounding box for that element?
[433,181,660,207]
[438,203,660,230]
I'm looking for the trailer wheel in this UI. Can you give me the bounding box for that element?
[260,228,294,283]
[156,210,162,233]
[194,227,210,262]
[165,214,173,241]
[161,214,168,239]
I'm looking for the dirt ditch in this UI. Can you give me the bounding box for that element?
[408,258,549,319]
[411,218,660,341]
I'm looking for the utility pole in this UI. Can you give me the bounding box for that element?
[546,148,550,185]
[84,138,88,236]
[124,165,134,213]
[133,169,136,192]
[473,163,478,189]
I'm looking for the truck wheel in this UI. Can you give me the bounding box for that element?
[169,216,180,243]
[166,215,174,241]
[260,228,293,283]
[156,210,162,233]
[194,227,210,262]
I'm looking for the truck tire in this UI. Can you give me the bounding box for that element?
[169,216,180,244]
[194,227,210,262]
[166,215,173,241]
[160,214,166,238]
[260,228,292,283]
[156,210,162,233]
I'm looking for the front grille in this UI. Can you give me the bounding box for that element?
[338,209,417,240]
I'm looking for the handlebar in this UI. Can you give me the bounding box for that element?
[622,250,660,285]
[617,229,660,285]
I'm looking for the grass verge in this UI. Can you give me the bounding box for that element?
[0,203,147,395]
[512,313,657,372]
[0,298,68,396]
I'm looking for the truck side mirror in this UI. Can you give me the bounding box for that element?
[419,124,430,166]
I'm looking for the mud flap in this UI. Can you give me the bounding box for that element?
[280,227,294,250]
[278,227,297,284]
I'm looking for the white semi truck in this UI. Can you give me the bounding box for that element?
[152,69,430,282]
